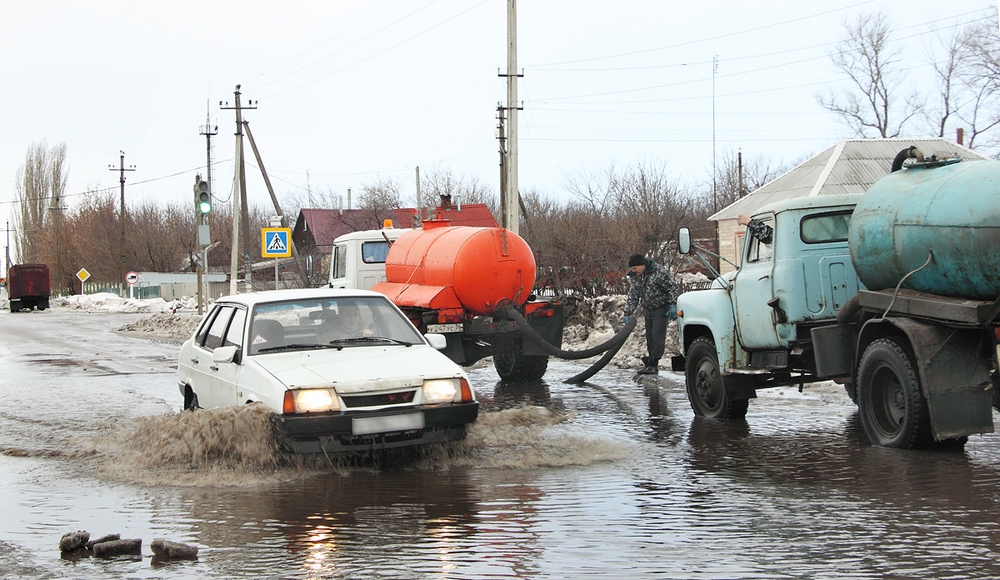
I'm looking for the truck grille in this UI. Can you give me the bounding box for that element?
[341,390,416,408]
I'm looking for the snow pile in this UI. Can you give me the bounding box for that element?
[117,313,203,342]
[52,293,198,314]
[562,294,680,369]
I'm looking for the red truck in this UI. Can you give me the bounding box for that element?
[8,264,50,312]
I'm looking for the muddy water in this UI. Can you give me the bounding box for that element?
[1,310,1000,578]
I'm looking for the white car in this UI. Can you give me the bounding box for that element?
[177,288,478,453]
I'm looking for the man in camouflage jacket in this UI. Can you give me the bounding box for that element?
[624,253,680,375]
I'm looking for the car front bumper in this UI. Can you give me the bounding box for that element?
[281,402,479,454]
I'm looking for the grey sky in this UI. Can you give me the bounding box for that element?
[0,0,994,256]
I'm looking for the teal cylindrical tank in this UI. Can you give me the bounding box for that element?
[850,158,1000,301]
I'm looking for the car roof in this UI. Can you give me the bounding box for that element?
[214,287,388,308]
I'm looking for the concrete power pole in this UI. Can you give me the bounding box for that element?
[502,0,521,234]
[108,151,135,298]
[221,85,256,294]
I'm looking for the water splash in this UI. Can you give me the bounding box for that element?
[81,404,629,486]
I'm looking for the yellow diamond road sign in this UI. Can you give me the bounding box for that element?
[262,228,292,258]
[76,268,91,282]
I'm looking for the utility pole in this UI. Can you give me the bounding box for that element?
[415,166,421,226]
[198,112,218,314]
[4,220,11,273]
[48,189,65,297]
[109,151,135,297]
[712,55,718,214]
[243,120,308,285]
[496,103,508,227]
[499,0,522,234]
[220,85,256,294]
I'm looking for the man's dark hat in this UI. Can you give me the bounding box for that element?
[628,253,645,267]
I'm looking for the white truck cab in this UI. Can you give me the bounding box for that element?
[328,226,409,290]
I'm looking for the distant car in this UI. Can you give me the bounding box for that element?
[177,288,478,454]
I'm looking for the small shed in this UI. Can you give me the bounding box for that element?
[710,138,987,273]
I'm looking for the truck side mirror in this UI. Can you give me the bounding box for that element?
[678,228,691,255]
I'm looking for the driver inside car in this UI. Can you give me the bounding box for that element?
[319,303,374,343]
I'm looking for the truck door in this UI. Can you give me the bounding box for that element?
[732,215,781,349]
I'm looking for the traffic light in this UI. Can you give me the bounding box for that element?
[195,180,211,215]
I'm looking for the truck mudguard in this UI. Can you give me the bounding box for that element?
[678,287,744,371]
[859,317,994,440]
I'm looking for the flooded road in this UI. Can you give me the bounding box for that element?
[2,308,999,578]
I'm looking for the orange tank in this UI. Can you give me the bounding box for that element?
[372,222,536,316]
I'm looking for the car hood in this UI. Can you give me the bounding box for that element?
[251,345,465,394]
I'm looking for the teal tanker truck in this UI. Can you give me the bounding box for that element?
[674,147,1000,449]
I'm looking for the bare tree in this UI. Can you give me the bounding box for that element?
[14,142,67,263]
[954,15,1000,148]
[819,11,921,138]
[357,175,402,227]
[423,168,498,217]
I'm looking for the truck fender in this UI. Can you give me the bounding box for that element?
[677,288,742,371]
[858,317,994,440]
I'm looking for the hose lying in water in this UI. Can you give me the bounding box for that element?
[503,307,638,382]
[563,324,633,384]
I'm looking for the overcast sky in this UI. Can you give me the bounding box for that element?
[1,0,995,256]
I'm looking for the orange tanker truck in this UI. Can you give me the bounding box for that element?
[330,219,564,380]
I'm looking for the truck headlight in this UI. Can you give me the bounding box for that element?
[283,388,340,414]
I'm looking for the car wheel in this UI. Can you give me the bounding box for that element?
[857,337,932,449]
[685,336,749,420]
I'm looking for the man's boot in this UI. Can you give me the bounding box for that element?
[641,356,649,368]
[638,358,660,375]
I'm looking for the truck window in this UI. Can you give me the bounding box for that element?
[800,211,852,244]
[333,244,347,280]
[745,217,773,264]
[361,241,391,264]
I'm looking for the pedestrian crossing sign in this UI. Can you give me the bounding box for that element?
[262,227,292,258]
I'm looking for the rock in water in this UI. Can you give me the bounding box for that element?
[92,538,142,557]
[151,538,199,559]
[86,533,121,550]
[59,531,90,552]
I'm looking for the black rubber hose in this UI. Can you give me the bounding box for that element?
[505,307,637,360]
[564,326,632,384]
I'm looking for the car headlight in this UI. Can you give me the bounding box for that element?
[422,378,474,404]
[283,388,340,414]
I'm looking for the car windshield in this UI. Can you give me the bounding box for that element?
[247,295,424,355]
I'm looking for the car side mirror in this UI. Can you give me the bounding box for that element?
[213,345,239,364]
[425,333,447,350]
[678,227,691,255]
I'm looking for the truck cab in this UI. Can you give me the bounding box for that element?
[328,227,408,290]
[676,194,862,418]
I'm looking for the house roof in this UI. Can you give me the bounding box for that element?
[295,203,498,254]
[710,138,988,221]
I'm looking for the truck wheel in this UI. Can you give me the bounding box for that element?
[493,339,548,381]
[685,337,749,420]
[857,337,932,449]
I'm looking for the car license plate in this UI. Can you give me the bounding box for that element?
[426,323,462,333]
[353,412,425,436]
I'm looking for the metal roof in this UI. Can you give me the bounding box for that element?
[710,138,988,221]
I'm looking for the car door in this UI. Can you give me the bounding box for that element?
[183,306,223,408]
[732,215,781,349]
[197,305,236,408]
[210,306,246,407]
